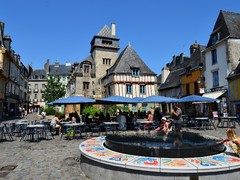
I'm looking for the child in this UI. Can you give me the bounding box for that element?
[155,117,171,135]
[220,129,240,156]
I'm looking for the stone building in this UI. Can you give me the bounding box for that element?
[67,23,120,99]
[67,23,157,103]
[202,10,240,115]
[28,60,72,111]
[28,69,47,112]
[0,22,29,120]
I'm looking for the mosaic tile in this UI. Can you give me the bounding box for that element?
[126,157,161,172]
[161,158,197,173]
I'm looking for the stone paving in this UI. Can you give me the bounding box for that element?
[0,113,240,180]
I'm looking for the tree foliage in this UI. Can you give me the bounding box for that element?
[82,105,103,117]
[44,76,66,103]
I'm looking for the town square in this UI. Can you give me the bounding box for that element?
[1,1,240,180]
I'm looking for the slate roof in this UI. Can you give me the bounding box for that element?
[159,43,206,91]
[29,69,46,80]
[31,69,46,76]
[159,68,185,90]
[107,44,156,75]
[207,10,240,47]
[49,64,72,76]
[97,25,117,39]
[227,62,240,79]
[183,44,206,72]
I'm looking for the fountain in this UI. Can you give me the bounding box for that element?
[79,131,240,180]
[104,131,225,158]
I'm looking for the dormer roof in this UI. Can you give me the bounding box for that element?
[107,44,156,75]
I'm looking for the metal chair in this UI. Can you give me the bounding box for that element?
[90,123,101,136]
[74,125,82,140]
[116,115,127,131]
[2,124,14,141]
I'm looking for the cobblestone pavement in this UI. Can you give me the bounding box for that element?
[0,114,240,180]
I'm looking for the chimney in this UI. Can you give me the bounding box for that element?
[180,53,184,64]
[44,59,50,74]
[161,67,170,83]
[3,35,12,51]
[54,60,60,67]
[111,23,116,36]
[0,22,5,46]
[190,41,198,56]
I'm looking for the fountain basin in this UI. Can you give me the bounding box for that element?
[79,132,240,180]
[104,131,225,158]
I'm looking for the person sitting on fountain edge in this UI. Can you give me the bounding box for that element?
[155,117,172,135]
[219,129,240,157]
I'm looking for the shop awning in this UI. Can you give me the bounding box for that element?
[202,90,226,99]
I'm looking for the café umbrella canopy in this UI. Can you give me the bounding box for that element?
[141,95,179,103]
[177,95,217,103]
[52,95,95,105]
[96,95,134,104]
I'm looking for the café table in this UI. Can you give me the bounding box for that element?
[136,119,154,130]
[24,124,45,142]
[103,122,119,133]
[62,123,84,139]
[219,116,237,128]
[194,117,216,130]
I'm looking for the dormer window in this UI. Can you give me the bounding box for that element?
[83,64,90,73]
[132,68,139,77]
[211,32,219,45]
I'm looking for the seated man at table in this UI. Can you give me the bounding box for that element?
[144,111,153,128]
[69,113,76,124]
[51,114,62,135]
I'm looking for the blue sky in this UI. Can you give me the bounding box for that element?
[2,0,240,75]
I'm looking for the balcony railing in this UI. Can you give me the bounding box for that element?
[40,98,45,102]
[41,89,45,93]
[33,99,38,103]
[28,89,31,93]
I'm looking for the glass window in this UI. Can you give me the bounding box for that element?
[126,85,132,94]
[211,33,219,45]
[211,49,217,65]
[84,65,90,73]
[132,68,139,76]
[83,82,89,90]
[102,40,112,45]
[34,94,37,99]
[34,84,38,89]
[140,85,146,94]
[186,84,190,95]
[194,82,198,94]
[212,71,219,87]
[103,58,111,65]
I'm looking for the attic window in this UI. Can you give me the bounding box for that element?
[83,64,90,73]
[132,68,139,77]
[102,40,112,45]
[211,32,219,45]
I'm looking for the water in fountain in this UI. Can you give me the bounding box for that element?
[104,131,226,158]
